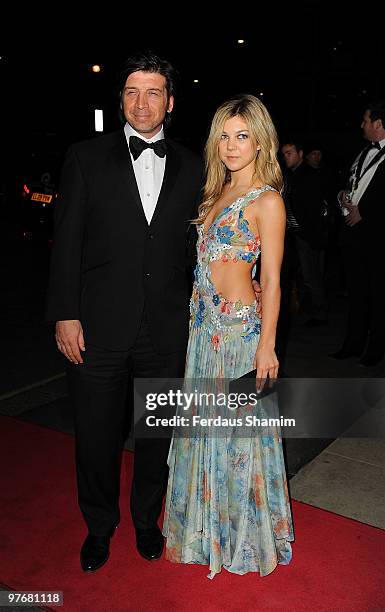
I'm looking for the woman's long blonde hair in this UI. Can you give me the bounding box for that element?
[194,94,283,224]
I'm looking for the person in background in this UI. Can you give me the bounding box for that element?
[331,100,385,367]
[305,141,341,291]
[305,141,338,219]
[281,139,327,327]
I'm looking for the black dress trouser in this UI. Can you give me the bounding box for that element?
[66,309,186,536]
[341,235,385,360]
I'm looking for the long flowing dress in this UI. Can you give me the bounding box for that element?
[163,186,294,578]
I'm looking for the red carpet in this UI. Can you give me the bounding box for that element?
[1,416,384,611]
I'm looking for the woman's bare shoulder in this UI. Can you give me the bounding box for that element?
[253,188,284,214]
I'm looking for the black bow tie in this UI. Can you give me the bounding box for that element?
[129,135,167,160]
[369,142,381,150]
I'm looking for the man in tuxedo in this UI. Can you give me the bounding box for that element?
[331,101,385,367]
[46,52,204,571]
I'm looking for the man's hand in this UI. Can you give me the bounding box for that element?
[55,320,85,364]
[252,279,262,318]
[344,203,362,227]
[338,190,351,207]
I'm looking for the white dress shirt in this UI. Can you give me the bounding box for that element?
[349,138,385,207]
[124,123,166,224]
[361,138,385,173]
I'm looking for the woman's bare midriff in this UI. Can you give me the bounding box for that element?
[209,260,256,305]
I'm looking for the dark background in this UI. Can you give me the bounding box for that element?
[1,2,385,197]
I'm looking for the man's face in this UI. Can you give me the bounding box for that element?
[361,109,377,142]
[122,71,174,138]
[281,144,303,169]
[306,150,322,169]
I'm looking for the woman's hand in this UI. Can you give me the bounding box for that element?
[253,346,279,392]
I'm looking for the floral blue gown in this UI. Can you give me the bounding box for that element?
[163,186,294,578]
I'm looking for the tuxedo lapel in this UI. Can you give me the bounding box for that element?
[150,140,181,227]
[109,131,148,225]
[354,145,385,190]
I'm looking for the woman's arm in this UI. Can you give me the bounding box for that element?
[253,191,286,388]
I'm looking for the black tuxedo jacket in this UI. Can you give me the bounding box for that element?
[357,157,385,247]
[46,130,204,353]
[340,154,385,251]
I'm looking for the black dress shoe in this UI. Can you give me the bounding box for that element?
[80,526,116,572]
[135,526,164,561]
[329,347,362,360]
[359,353,384,368]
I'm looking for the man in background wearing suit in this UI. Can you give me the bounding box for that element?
[332,101,385,367]
[46,52,204,571]
[280,139,327,330]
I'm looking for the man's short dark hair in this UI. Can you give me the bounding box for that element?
[281,139,304,153]
[304,141,323,155]
[367,100,385,128]
[117,51,178,126]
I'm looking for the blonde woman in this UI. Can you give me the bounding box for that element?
[163,95,294,578]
